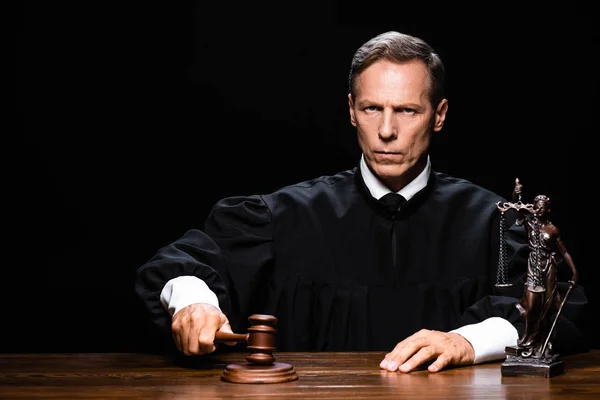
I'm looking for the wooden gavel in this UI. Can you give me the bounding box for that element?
[214,314,277,365]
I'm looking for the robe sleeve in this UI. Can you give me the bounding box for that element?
[135,194,275,335]
[134,194,274,350]
[203,195,275,333]
[134,229,232,337]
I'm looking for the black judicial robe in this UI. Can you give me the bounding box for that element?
[136,166,587,353]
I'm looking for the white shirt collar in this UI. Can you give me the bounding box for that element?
[359,154,431,201]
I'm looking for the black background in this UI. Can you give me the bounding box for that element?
[12,1,598,352]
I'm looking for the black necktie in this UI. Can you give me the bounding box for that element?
[379,193,407,268]
[379,193,407,214]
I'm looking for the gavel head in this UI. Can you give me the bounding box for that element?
[245,314,277,365]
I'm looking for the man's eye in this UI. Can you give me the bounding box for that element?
[365,106,379,112]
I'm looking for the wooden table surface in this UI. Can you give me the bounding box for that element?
[1,350,598,399]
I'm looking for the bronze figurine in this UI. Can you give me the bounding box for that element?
[496,178,578,377]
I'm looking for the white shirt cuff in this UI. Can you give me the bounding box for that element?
[450,317,518,364]
[160,276,221,317]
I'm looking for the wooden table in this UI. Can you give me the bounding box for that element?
[1,350,598,399]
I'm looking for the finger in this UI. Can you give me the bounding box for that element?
[428,353,451,373]
[178,315,194,355]
[198,314,220,354]
[381,333,430,371]
[185,314,203,355]
[380,337,412,370]
[381,330,429,369]
[171,315,187,354]
[399,346,436,373]
[172,330,182,353]
[218,317,237,346]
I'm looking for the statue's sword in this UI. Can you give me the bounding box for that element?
[540,282,575,357]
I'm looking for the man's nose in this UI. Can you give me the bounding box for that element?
[378,110,397,140]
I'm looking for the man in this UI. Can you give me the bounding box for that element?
[135,31,585,373]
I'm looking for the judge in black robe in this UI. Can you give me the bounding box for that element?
[135,31,587,368]
[135,156,587,357]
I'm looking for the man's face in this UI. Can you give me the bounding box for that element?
[348,59,448,190]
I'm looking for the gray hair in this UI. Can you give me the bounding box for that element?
[348,31,445,107]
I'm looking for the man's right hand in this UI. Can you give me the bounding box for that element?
[171,303,234,355]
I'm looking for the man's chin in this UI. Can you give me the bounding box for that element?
[373,164,406,178]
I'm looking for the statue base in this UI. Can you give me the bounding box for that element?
[501,346,564,378]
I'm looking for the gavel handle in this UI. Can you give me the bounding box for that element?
[214,331,248,343]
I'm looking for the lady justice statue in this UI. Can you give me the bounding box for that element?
[495,178,578,377]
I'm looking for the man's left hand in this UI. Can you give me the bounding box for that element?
[380,329,475,373]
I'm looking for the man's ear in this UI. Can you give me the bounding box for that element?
[433,98,448,132]
[348,94,357,127]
